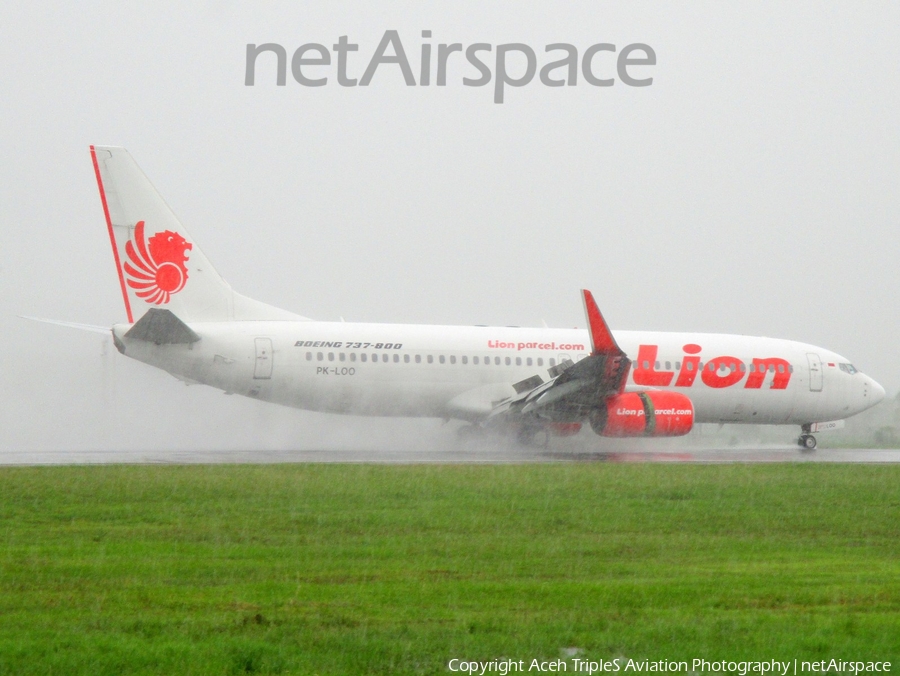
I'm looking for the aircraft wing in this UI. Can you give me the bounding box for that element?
[485,290,632,428]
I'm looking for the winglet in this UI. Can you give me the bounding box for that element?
[581,289,625,356]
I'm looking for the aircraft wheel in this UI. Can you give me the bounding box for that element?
[798,434,817,450]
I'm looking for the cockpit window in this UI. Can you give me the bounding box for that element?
[839,363,858,375]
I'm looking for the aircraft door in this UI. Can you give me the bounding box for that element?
[254,338,273,379]
[807,353,823,392]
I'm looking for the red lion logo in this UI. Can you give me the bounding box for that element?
[123,221,192,305]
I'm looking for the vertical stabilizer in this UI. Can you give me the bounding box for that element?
[90,145,304,323]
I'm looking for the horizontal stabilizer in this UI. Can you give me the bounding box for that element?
[18,316,110,334]
[125,308,200,344]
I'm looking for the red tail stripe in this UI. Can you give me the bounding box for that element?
[90,146,134,323]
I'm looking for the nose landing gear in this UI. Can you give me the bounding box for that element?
[798,424,817,450]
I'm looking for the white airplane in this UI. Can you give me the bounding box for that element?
[39,146,887,449]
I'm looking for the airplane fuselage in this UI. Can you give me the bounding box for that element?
[115,320,882,427]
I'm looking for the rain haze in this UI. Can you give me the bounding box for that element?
[1,2,898,453]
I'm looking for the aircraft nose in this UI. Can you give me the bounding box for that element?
[869,377,886,405]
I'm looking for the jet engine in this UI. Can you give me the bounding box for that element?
[588,391,694,437]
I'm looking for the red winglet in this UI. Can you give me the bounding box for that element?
[581,289,625,357]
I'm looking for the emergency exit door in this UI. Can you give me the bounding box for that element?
[807,353,823,392]
[254,338,273,379]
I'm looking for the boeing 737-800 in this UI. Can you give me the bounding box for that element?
[35,146,886,449]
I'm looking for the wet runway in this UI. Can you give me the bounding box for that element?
[1,447,899,465]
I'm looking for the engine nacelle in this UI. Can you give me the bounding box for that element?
[589,391,694,437]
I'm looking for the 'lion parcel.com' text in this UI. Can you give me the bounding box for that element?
[447,658,892,676]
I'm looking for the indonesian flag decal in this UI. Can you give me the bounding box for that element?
[123,221,192,305]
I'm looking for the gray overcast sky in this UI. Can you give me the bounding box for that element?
[1,1,898,451]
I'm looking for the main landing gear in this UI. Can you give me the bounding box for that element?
[798,424,816,450]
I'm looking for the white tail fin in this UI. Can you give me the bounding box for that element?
[90,145,305,323]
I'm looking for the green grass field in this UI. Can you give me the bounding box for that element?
[1,464,898,675]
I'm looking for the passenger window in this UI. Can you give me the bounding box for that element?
[415,355,421,363]
[328,353,334,361]
[350,353,357,362]
[789,365,794,373]
[462,356,468,365]
[665,361,671,370]
[439,355,445,364]
[372,353,378,362]
[537,358,543,366]
[642,361,649,369]
[404,354,410,363]
[473,356,479,365]
[516,357,522,366]
[339,353,345,362]
[393,354,399,363]
[675,361,681,370]
[317,352,323,361]
[686,362,693,371]
[778,364,784,373]
[527,358,533,366]
[505,357,511,366]
[739,363,745,372]
[361,353,367,362]
[655,361,660,370]
[450,355,456,364]
[708,363,715,371]
[729,363,735,372]
[427,355,434,364]
[494,357,500,365]
[549,358,556,367]
[748,363,755,372]
[306,352,312,361]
